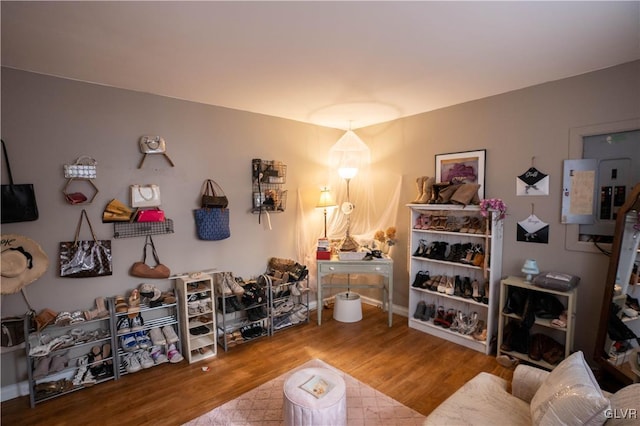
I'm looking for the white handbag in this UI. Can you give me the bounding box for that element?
[130,184,161,208]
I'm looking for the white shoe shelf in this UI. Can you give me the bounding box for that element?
[407,204,504,354]
[496,275,576,370]
[175,274,217,363]
[114,295,182,376]
[24,301,116,408]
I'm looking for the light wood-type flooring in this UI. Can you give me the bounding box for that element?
[2,304,513,425]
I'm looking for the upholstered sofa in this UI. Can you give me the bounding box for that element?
[425,351,640,425]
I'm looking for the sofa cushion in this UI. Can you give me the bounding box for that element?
[606,384,640,425]
[424,372,531,425]
[530,351,610,426]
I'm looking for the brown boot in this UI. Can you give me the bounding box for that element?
[417,177,434,204]
[411,176,425,203]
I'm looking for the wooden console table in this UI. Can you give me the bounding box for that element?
[317,258,393,327]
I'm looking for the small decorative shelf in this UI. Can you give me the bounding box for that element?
[113,219,174,238]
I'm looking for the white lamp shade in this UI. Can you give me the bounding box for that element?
[328,130,370,176]
[316,187,337,208]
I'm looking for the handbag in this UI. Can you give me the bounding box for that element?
[130,184,161,208]
[201,179,229,209]
[59,209,113,278]
[194,207,230,241]
[1,316,25,347]
[102,199,134,223]
[1,140,39,224]
[130,235,171,279]
[63,156,97,179]
[135,208,165,222]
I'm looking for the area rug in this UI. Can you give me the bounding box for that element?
[184,358,425,425]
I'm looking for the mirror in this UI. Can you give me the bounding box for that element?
[594,183,640,387]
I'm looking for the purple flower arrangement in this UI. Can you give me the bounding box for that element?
[480,198,507,220]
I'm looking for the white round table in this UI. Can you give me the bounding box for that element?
[283,367,346,426]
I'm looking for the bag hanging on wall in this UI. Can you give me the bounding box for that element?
[201,179,229,209]
[130,184,161,208]
[130,235,171,278]
[1,140,39,224]
[135,208,165,223]
[59,209,113,278]
[63,155,97,179]
[194,207,230,241]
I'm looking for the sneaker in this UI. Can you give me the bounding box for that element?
[149,346,168,364]
[188,301,200,315]
[116,316,131,334]
[137,350,154,369]
[82,369,97,386]
[167,343,184,363]
[130,314,144,331]
[215,273,233,296]
[120,334,139,352]
[135,331,152,349]
[162,325,179,344]
[149,327,166,346]
[123,353,141,374]
[226,273,245,296]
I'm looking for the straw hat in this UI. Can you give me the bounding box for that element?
[1,234,49,295]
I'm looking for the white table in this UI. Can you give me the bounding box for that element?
[317,258,393,327]
[283,367,346,426]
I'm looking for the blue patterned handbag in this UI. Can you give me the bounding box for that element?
[194,208,230,241]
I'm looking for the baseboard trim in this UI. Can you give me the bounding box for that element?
[1,380,29,402]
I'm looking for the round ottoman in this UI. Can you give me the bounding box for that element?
[283,367,346,426]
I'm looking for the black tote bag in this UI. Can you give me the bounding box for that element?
[1,140,38,223]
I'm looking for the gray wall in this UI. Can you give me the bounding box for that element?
[2,60,639,389]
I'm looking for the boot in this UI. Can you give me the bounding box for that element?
[411,177,425,203]
[418,177,434,204]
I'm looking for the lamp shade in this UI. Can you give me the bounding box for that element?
[328,130,371,178]
[522,259,539,282]
[316,187,336,209]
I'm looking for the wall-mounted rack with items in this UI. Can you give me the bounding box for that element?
[251,159,287,214]
[62,156,99,205]
[112,220,174,238]
[407,204,503,355]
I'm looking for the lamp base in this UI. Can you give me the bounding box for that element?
[339,235,359,252]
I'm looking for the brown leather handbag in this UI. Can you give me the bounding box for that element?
[130,235,170,279]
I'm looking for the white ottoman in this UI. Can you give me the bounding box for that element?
[283,367,347,426]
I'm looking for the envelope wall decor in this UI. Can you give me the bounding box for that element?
[516,166,549,196]
[517,213,549,244]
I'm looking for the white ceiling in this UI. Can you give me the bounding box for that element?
[2,1,639,129]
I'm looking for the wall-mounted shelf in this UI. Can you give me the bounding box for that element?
[251,159,287,214]
[113,220,174,238]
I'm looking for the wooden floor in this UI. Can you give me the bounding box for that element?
[2,304,513,426]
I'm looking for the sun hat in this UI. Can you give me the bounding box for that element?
[1,234,49,295]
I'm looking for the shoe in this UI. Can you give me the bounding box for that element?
[437,275,447,293]
[472,320,487,341]
[462,277,473,299]
[445,277,455,296]
[117,316,131,334]
[162,325,179,344]
[411,176,426,203]
[412,271,429,288]
[49,352,69,373]
[471,280,480,301]
[149,346,168,364]
[137,350,155,369]
[149,327,166,346]
[135,332,152,349]
[428,275,440,292]
[413,301,426,320]
[130,314,144,331]
[412,240,428,257]
[215,272,233,296]
[482,281,490,304]
[167,344,184,363]
[33,356,52,379]
[188,301,200,315]
[226,272,245,296]
[120,334,139,352]
[496,355,519,368]
[82,369,97,386]
[123,353,141,373]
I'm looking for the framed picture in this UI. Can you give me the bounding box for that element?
[435,149,486,199]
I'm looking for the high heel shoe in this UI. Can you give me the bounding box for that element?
[413,301,427,320]
[428,275,441,292]
[437,275,448,293]
[482,281,490,304]
[454,275,463,297]
[412,239,428,257]
[472,320,487,341]
[471,279,480,301]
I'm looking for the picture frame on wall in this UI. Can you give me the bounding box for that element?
[435,149,486,199]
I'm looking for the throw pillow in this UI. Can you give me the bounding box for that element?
[530,351,610,426]
[606,384,640,426]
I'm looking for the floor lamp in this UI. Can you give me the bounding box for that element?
[316,187,336,238]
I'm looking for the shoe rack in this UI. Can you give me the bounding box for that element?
[407,204,503,354]
[497,276,577,370]
[24,302,116,408]
[215,272,270,351]
[114,293,182,377]
[175,273,217,363]
[269,275,310,334]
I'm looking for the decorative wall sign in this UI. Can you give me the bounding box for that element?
[517,213,549,244]
[435,149,486,199]
[516,167,549,196]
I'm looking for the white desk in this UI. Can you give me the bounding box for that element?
[317,258,393,327]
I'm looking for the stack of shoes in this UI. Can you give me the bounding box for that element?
[289,306,308,324]
[273,314,292,330]
[83,297,109,320]
[139,283,164,307]
[167,343,184,363]
[149,345,168,364]
[225,331,244,348]
[240,323,266,340]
